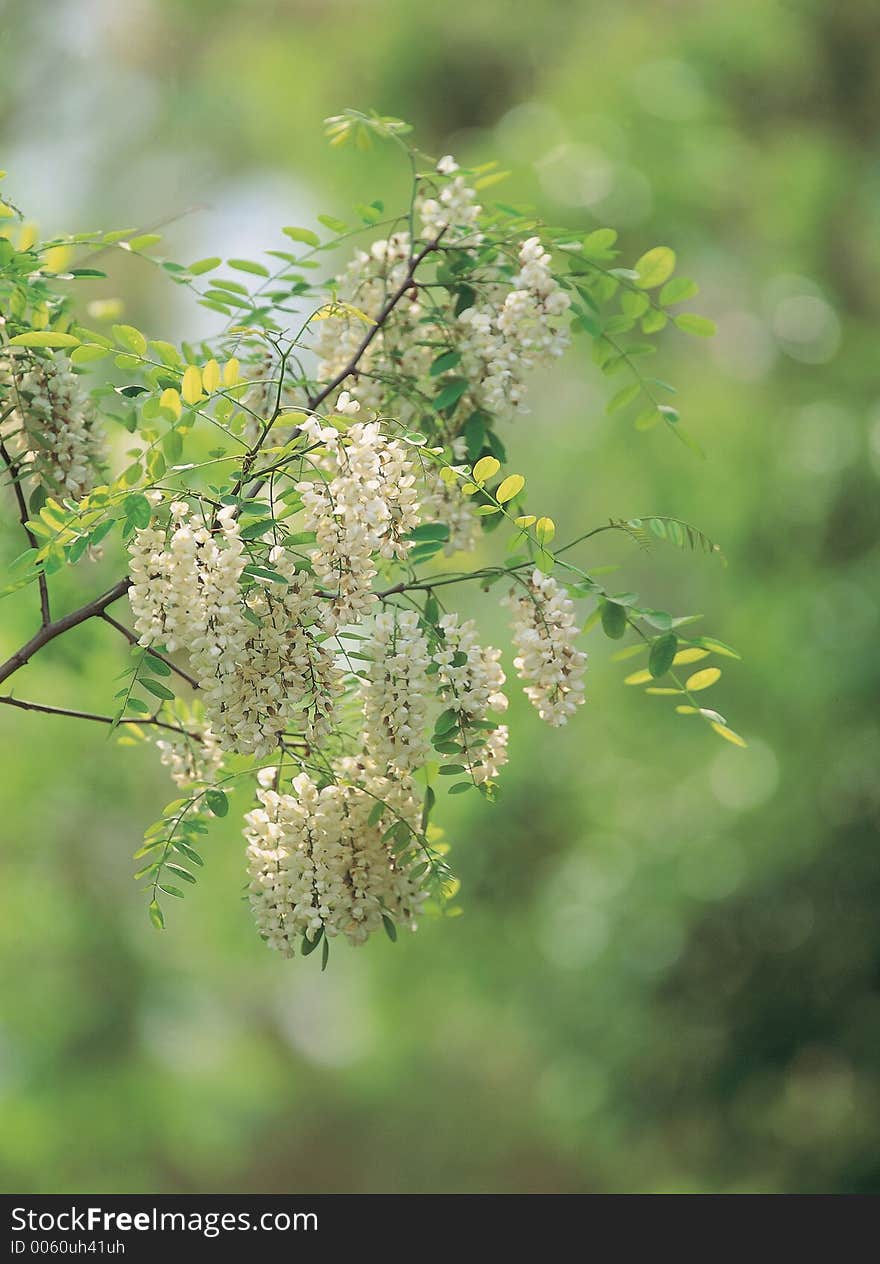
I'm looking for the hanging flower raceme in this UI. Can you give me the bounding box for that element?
[155,711,224,790]
[129,502,341,758]
[504,571,587,726]
[2,352,103,499]
[298,420,421,629]
[246,761,428,957]
[433,613,509,784]
[360,609,433,772]
[456,236,571,416]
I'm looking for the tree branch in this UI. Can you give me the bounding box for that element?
[0,436,51,625]
[242,230,446,505]
[0,692,202,740]
[307,230,445,414]
[99,611,199,689]
[0,576,131,686]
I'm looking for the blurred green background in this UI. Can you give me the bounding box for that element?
[1,0,879,1194]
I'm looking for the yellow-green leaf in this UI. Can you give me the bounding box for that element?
[9,331,80,348]
[473,456,500,484]
[496,474,525,503]
[112,324,147,356]
[202,359,221,393]
[711,722,747,748]
[160,388,181,419]
[181,365,203,406]
[283,226,320,248]
[635,246,676,289]
[673,647,710,666]
[686,667,721,692]
[536,516,555,544]
[624,669,653,686]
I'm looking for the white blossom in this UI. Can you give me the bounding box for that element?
[504,570,587,725]
[360,609,433,772]
[298,421,421,629]
[2,353,102,499]
[155,713,223,789]
[434,612,509,783]
[246,761,428,956]
[129,503,341,758]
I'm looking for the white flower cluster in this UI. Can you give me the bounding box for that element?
[504,571,587,726]
[313,230,429,419]
[298,420,421,628]
[246,761,427,956]
[434,613,509,784]
[155,718,223,789]
[456,236,571,415]
[360,610,433,771]
[417,172,483,242]
[2,353,102,499]
[128,502,340,757]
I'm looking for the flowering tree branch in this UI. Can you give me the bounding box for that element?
[0,110,739,963]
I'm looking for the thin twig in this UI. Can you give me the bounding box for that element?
[99,611,199,689]
[242,230,446,506]
[0,437,51,625]
[0,693,201,740]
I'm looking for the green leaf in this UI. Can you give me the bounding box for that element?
[496,474,525,503]
[582,228,618,258]
[649,632,678,678]
[635,247,676,289]
[600,600,627,640]
[434,377,468,410]
[317,214,348,234]
[70,343,110,365]
[112,324,147,356]
[382,915,397,943]
[659,277,698,306]
[144,654,171,676]
[188,257,222,276]
[430,350,461,376]
[674,313,716,337]
[9,331,80,348]
[123,493,152,529]
[148,900,165,930]
[406,522,450,543]
[282,226,320,248]
[165,863,196,884]
[205,789,229,817]
[141,678,175,702]
[227,258,270,276]
[607,382,641,415]
[128,233,162,251]
[434,708,459,735]
[302,927,324,955]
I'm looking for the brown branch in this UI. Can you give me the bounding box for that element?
[0,576,131,686]
[100,611,199,689]
[307,230,445,413]
[0,692,202,740]
[0,437,51,625]
[242,230,446,505]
